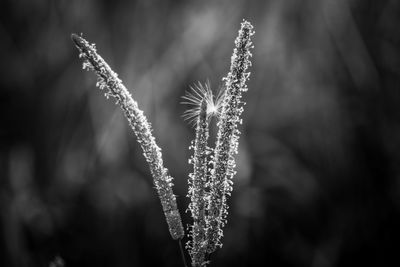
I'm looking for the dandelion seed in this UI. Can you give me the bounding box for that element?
[181,81,223,127]
[71,33,184,240]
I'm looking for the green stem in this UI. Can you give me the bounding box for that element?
[178,239,189,267]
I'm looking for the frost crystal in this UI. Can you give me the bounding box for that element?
[205,20,254,253]
[71,34,184,240]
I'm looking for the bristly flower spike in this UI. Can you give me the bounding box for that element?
[206,20,254,253]
[182,81,224,266]
[187,97,209,267]
[71,34,184,240]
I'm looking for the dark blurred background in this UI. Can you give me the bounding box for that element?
[1,0,400,266]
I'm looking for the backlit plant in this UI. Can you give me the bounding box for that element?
[71,20,254,267]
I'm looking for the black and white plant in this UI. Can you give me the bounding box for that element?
[71,20,254,267]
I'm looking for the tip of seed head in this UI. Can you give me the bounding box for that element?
[71,33,84,49]
[241,20,255,35]
[71,33,79,42]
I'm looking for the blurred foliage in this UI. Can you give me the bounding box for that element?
[1,0,400,266]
